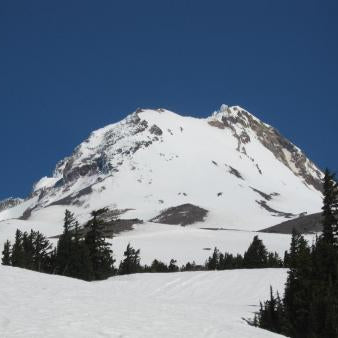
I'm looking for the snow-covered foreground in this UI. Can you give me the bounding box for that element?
[0,266,287,338]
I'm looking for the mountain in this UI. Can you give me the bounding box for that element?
[0,105,323,232]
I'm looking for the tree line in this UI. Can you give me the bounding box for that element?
[2,208,115,280]
[2,211,284,280]
[254,169,338,338]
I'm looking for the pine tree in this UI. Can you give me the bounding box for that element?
[11,229,24,267]
[118,243,141,275]
[85,209,115,280]
[283,229,312,337]
[149,259,169,272]
[68,217,94,281]
[257,288,285,334]
[322,169,338,245]
[22,231,34,269]
[56,210,77,275]
[243,235,268,268]
[168,259,179,272]
[71,241,94,281]
[206,247,219,270]
[181,261,198,271]
[32,231,52,272]
[1,240,11,265]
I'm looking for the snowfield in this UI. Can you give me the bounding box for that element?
[112,222,315,266]
[0,266,287,338]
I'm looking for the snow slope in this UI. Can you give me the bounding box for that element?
[111,222,316,266]
[0,266,287,338]
[0,105,323,231]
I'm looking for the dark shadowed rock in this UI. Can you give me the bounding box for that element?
[259,212,322,234]
[250,187,280,201]
[150,203,208,226]
[256,200,296,218]
[0,198,23,212]
[49,186,93,206]
[227,165,244,180]
[149,124,163,136]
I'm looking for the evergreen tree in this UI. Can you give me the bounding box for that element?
[180,261,200,271]
[11,229,24,267]
[85,209,115,280]
[168,259,179,272]
[283,250,290,268]
[56,210,77,275]
[267,252,283,267]
[149,259,169,272]
[32,231,52,272]
[22,231,34,269]
[1,240,11,265]
[68,218,94,281]
[71,241,94,281]
[322,169,338,245]
[206,247,219,270]
[283,230,312,337]
[243,235,268,268]
[118,243,141,275]
[257,288,284,334]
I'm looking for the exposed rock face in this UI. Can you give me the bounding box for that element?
[48,186,93,206]
[149,124,163,136]
[208,105,323,191]
[256,200,297,218]
[151,204,208,226]
[32,111,165,201]
[0,198,23,212]
[259,212,323,234]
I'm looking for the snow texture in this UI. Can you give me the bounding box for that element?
[0,265,287,338]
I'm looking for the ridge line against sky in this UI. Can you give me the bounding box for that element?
[1,0,337,199]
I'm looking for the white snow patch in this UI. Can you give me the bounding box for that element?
[0,265,287,338]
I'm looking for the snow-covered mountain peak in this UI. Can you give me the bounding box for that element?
[211,104,265,127]
[208,105,322,191]
[0,105,324,230]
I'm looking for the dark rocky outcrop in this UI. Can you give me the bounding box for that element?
[63,162,98,183]
[256,200,296,218]
[150,203,208,226]
[149,124,163,136]
[208,120,225,129]
[0,198,23,212]
[227,165,244,180]
[259,212,322,234]
[49,186,93,206]
[250,187,280,201]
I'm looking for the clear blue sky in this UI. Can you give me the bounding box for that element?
[1,0,337,199]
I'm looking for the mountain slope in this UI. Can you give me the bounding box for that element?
[0,105,323,232]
